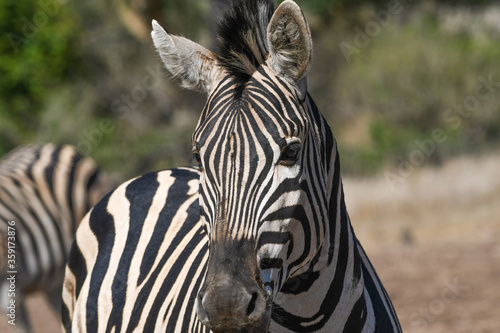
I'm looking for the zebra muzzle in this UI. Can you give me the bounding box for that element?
[196,279,270,332]
[196,240,271,332]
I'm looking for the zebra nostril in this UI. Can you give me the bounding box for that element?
[246,292,258,317]
[196,289,210,326]
[197,289,205,308]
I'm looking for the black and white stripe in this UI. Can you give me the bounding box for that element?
[62,168,208,332]
[0,143,110,332]
[63,0,401,332]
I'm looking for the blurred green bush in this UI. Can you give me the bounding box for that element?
[0,0,81,154]
[1,0,499,179]
[314,3,500,174]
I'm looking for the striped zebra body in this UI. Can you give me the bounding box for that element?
[63,0,401,332]
[63,168,209,332]
[0,143,109,332]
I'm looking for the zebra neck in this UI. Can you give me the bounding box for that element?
[269,97,375,330]
[271,186,370,331]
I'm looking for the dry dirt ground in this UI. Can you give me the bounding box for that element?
[345,153,500,333]
[2,153,499,332]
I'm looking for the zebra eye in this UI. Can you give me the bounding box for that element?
[191,152,203,169]
[285,146,299,158]
[279,143,301,166]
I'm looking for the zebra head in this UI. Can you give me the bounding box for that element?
[152,0,334,331]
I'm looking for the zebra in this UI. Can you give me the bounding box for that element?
[62,0,402,332]
[0,143,111,332]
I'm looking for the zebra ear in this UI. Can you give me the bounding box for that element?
[267,0,312,84]
[151,20,221,94]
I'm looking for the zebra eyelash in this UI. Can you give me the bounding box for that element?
[191,151,203,169]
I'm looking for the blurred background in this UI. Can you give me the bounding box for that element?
[1,0,499,332]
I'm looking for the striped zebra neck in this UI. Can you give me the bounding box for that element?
[274,118,401,331]
[270,185,375,331]
[265,95,376,331]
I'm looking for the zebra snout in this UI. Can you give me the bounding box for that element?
[196,277,270,332]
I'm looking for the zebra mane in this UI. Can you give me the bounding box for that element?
[216,0,275,94]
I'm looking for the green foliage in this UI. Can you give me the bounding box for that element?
[296,0,497,17]
[318,4,500,174]
[161,0,208,37]
[0,0,81,154]
[1,0,500,180]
